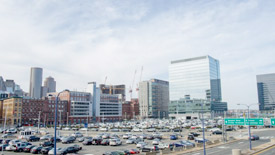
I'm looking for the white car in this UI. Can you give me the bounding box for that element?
[9,139,21,145]
[131,135,138,139]
[126,138,136,144]
[132,128,142,132]
[158,143,170,150]
[136,142,147,148]
[152,138,160,145]
[63,127,71,131]
[5,145,13,151]
[80,128,88,131]
[48,148,63,155]
[109,139,122,146]
[72,132,83,138]
[123,134,131,139]
[209,128,221,132]
[99,128,108,132]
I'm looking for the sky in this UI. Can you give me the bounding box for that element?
[1,0,275,109]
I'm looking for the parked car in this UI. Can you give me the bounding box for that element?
[147,135,154,140]
[31,146,43,154]
[179,140,195,147]
[102,134,110,139]
[116,150,131,155]
[61,144,81,154]
[41,146,53,154]
[141,145,159,152]
[152,138,160,145]
[82,138,93,145]
[158,143,173,150]
[40,135,53,141]
[212,130,223,135]
[11,142,28,152]
[110,139,122,146]
[27,136,40,142]
[49,136,61,143]
[188,134,195,140]
[101,139,110,145]
[147,128,156,132]
[0,144,9,151]
[209,128,221,132]
[2,133,13,138]
[195,138,209,143]
[170,134,178,140]
[189,132,200,137]
[250,135,260,141]
[48,148,63,155]
[111,128,120,132]
[24,145,36,153]
[9,139,21,145]
[40,141,54,147]
[159,128,170,132]
[71,132,83,138]
[62,136,75,144]
[99,128,108,132]
[129,148,140,154]
[136,142,147,148]
[92,138,102,145]
[126,138,136,144]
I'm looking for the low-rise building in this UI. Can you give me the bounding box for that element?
[122,99,139,120]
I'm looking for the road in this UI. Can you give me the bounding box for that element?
[256,145,275,155]
[183,129,275,155]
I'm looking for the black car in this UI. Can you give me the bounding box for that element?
[62,145,81,154]
[82,139,93,145]
[101,139,110,145]
[212,130,223,135]
[226,128,236,131]
[173,128,182,132]
[27,136,40,142]
[31,146,43,154]
[40,141,54,147]
[189,132,200,137]
[41,146,53,154]
[188,134,195,140]
[24,145,36,153]
[250,135,260,140]
[49,137,61,142]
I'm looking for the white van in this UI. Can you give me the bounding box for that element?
[18,130,34,139]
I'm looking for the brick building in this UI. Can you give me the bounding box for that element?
[21,98,68,126]
[122,98,139,120]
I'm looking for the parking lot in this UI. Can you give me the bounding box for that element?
[0,127,225,155]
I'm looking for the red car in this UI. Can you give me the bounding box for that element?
[129,149,140,154]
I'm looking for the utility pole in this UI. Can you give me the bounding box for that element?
[2,105,8,155]
[59,110,62,127]
[38,111,41,132]
[67,112,69,127]
[44,114,46,128]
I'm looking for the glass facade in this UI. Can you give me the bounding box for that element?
[257,73,275,111]
[169,55,224,113]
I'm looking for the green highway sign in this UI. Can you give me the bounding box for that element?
[245,118,264,126]
[224,118,245,125]
[271,118,275,126]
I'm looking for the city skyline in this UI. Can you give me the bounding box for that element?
[1,1,275,109]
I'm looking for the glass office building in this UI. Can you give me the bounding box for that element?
[257,73,275,111]
[169,55,226,114]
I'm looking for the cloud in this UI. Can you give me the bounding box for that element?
[0,0,275,108]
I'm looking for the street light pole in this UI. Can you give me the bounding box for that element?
[51,89,69,155]
[237,103,259,151]
[201,102,206,155]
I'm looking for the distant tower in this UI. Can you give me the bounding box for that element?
[29,67,43,99]
[42,76,56,97]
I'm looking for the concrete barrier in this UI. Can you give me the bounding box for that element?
[206,141,213,145]
[185,145,193,150]
[213,140,220,144]
[271,138,275,143]
[146,152,157,155]
[232,149,241,155]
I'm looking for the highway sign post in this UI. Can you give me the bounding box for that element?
[224,118,245,125]
[224,118,264,126]
[271,118,275,126]
[245,118,264,126]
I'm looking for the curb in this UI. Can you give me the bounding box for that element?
[171,139,242,155]
[248,144,275,155]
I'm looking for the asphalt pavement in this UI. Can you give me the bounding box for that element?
[182,129,275,155]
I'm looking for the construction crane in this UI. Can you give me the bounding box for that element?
[129,70,137,99]
[136,66,143,91]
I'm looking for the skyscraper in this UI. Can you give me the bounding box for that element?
[139,79,169,119]
[42,76,56,97]
[169,55,227,115]
[257,73,275,111]
[29,67,43,99]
